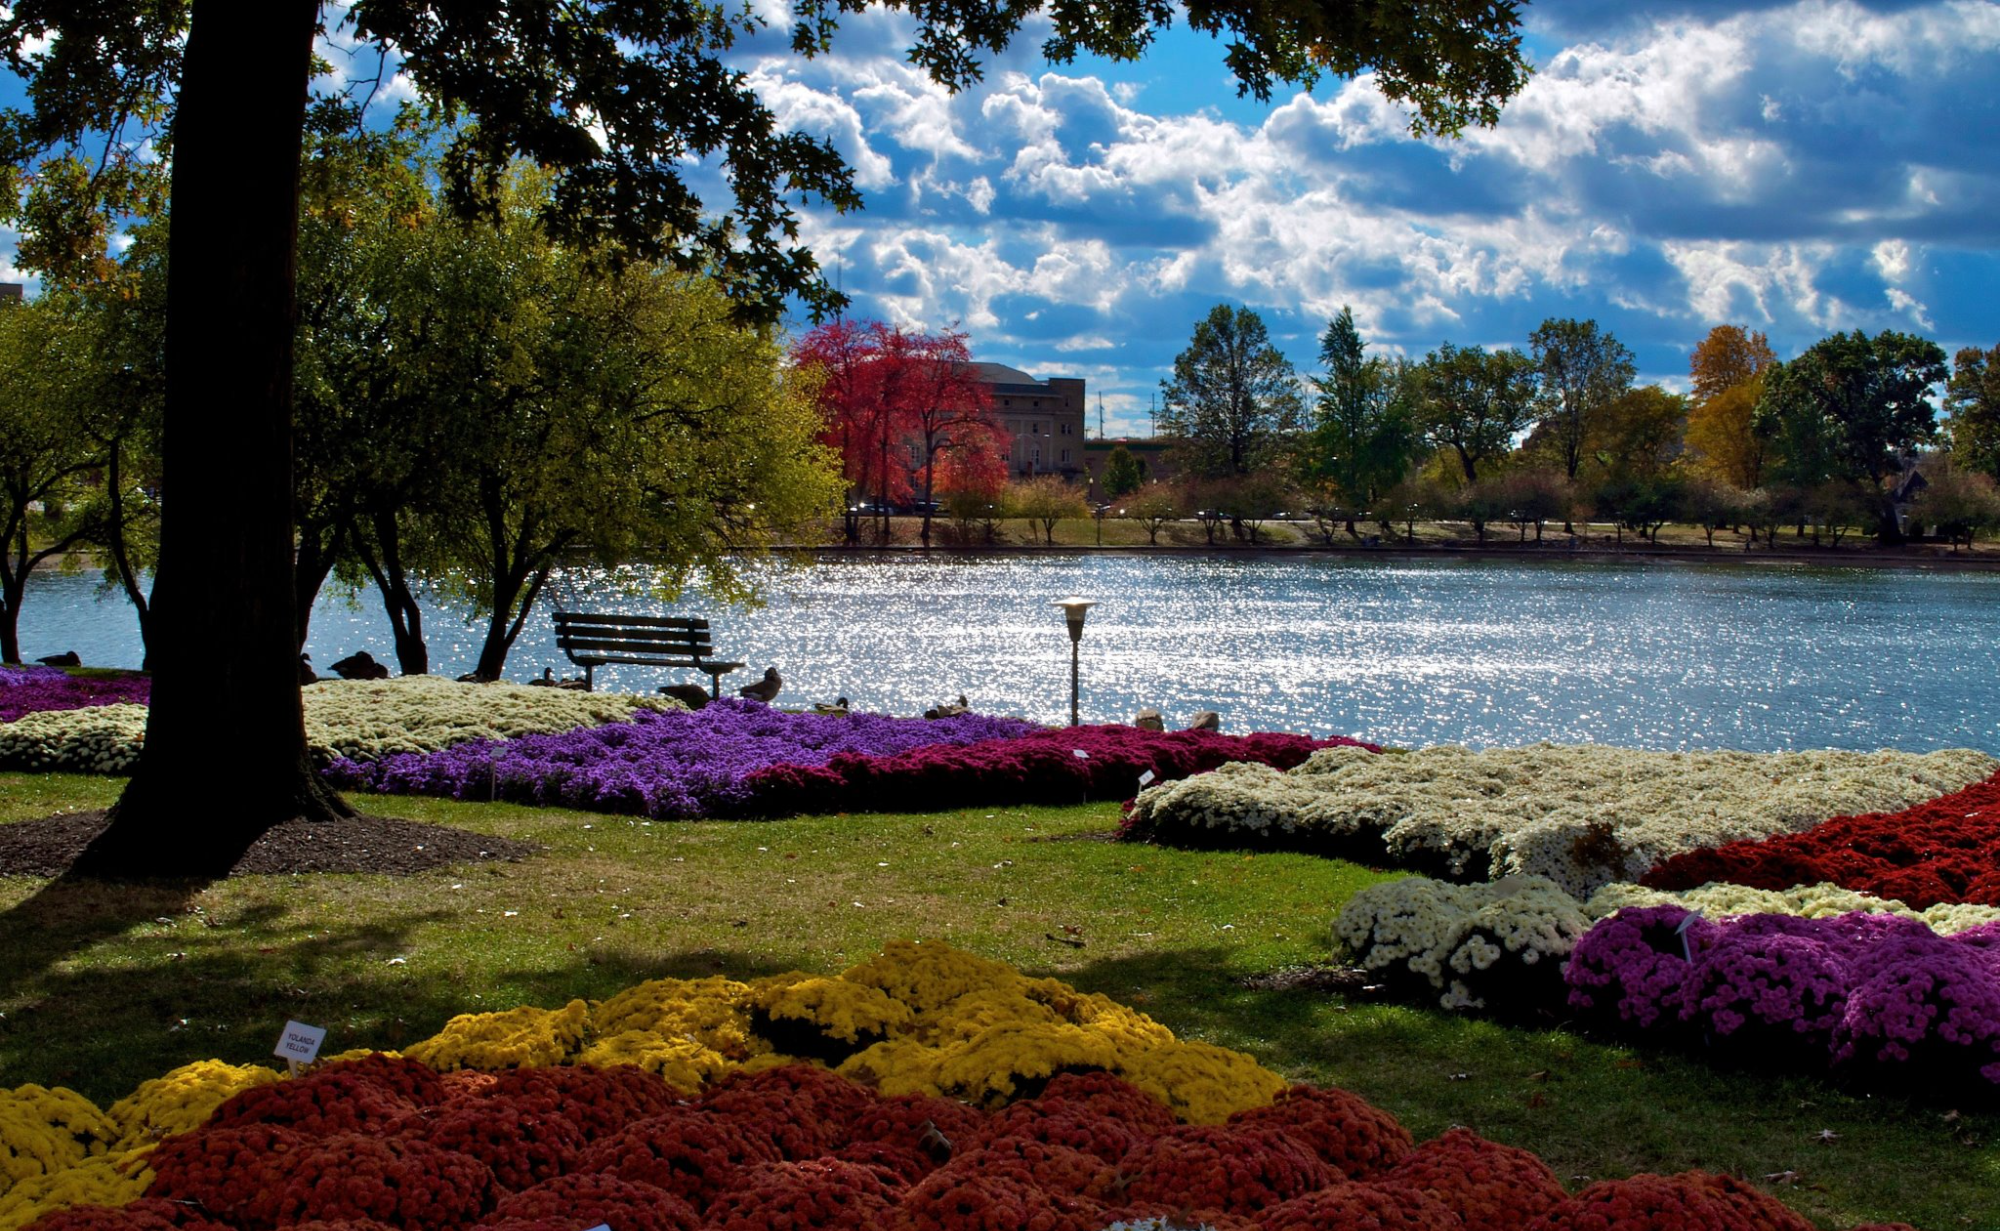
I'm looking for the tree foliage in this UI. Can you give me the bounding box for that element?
[1160,304,1304,478]
[1684,325,1776,489]
[1754,330,1947,540]
[1945,343,2000,480]
[1302,306,1415,513]
[1101,445,1144,498]
[1528,317,1634,481]
[1408,341,1537,484]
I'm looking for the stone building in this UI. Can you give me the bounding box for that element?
[969,362,1086,480]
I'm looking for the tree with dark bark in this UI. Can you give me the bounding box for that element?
[1528,318,1634,484]
[1409,342,1537,485]
[1945,342,2000,480]
[0,290,104,663]
[0,0,1529,875]
[1753,330,1947,544]
[1160,304,1304,477]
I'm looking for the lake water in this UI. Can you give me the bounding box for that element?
[17,555,2000,753]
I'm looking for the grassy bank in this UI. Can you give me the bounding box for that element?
[1,772,1993,1229]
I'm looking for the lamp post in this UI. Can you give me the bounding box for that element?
[1094,503,1108,545]
[1052,597,1096,726]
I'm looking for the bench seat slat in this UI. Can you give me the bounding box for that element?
[568,653,744,672]
[557,635,715,656]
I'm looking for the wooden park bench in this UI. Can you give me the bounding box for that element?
[552,612,744,696]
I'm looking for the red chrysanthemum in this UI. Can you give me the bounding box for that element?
[487,1172,701,1231]
[891,1166,1103,1231]
[284,1222,401,1231]
[1033,1072,1177,1136]
[1254,1180,1462,1231]
[146,1123,311,1228]
[1523,1172,1802,1231]
[938,1138,1116,1201]
[699,1087,842,1159]
[575,1107,782,1208]
[20,1200,229,1231]
[266,1133,492,1231]
[982,1102,1145,1165]
[414,1094,587,1192]
[703,1159,904,1231]
[1230,1086,1414,1180]
[483,1064,681,1141]
[1119,1125,1335,1215]
[1383,1127,1568,1229]
[829,1139,934,1185]
[1683,1173,1816,1231]
[845,1094,987,1166]
[203,1070,417,1137]
[311,1054,448,1106]
[705,1063,877,1130]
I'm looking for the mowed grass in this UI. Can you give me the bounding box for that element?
[1,772,1994,1230]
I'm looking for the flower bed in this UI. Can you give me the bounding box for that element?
[326,699,1043,819]
[0,941,1894,1231]
[0,668,149,724]
[1568,905,2000,1095]
[328,701,1357,821]
[736,725,1368,819]
[0,677,675,776]
[1333,876,1593,1012]
[1337,875,2000,1016]
[1643,770,2000,907]
[1125,744,1996,895]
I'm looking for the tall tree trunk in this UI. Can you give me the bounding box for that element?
[77,0,351,878]
[352,510,429,675]
[293,518,342,651]
[102,443,155,670]
[0,563,22,665]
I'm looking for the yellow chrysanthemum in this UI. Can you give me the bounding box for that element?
[750,974,914,1044]
[0,1150,151,1231]
[835,1039,947,1099]
[934,1022,1123,1105]
[1119,1040,1287,1124]
[841,940,1023,1015]
[919,987,1064,1045]
[574,1032,734,1095]
[405,999,589,1071]
[591,976,762,1060]
[105,1060,281,1152]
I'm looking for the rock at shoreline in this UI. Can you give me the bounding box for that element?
[1185,710,1220,733]
[1133,707,1165,732]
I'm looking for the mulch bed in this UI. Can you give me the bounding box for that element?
[0,811,540,878]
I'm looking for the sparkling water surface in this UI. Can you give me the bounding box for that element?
[18,555,2000,752]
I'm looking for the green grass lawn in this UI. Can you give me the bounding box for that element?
[2,772,1994,1230]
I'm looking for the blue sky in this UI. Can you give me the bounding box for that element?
[7,0,1997,438]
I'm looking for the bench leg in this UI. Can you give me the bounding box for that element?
[709,672,721,700]
[584,663,594,692]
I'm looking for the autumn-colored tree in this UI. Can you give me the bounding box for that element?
[1944,343,2000,480]
[893,330,1003,547]
[1683,325,1776,488]
[794,321,1007,546]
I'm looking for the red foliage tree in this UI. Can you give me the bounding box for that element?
[793,320,1005,545]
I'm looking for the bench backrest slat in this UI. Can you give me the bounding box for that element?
[553,613,709,632]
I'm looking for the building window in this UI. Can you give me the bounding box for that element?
[1060,423,1072,436]
[1061,448,1071,464]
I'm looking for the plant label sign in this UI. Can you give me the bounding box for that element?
[581,1225,611,1231]
[1673,909,1705,963]
[1072,749,1090,760]
[1138,769,1156,787]
[274,1020,327,1067]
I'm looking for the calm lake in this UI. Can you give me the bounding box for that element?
[18,554,2000,753]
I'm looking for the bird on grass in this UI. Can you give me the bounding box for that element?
[737,666,782,703]
[35,651,80,667]
[298,653,318,685]
[812,696,850,715]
